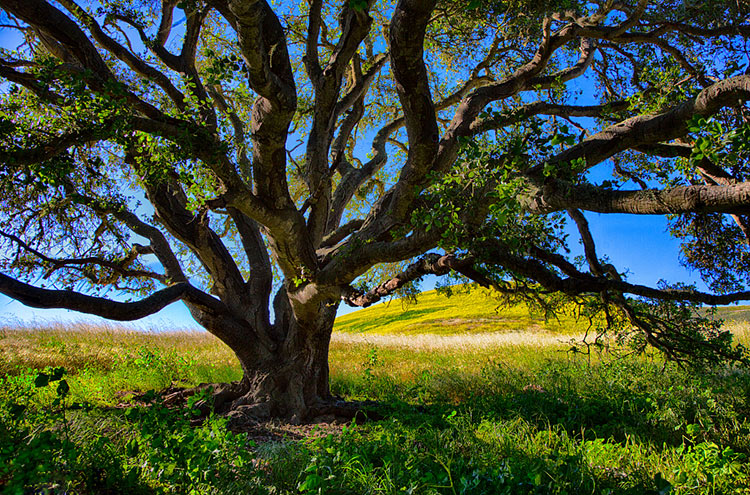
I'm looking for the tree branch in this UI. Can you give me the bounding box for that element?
[0,229,165,283]
[56,0,187,109]
[522,179,750,215]
[341,253,479,307]
[469,100,628,135]
[383,0,439,219]
[528,75,750,176]
[566,209,604,277]
[319,218,364,250]
[0,274,192,320]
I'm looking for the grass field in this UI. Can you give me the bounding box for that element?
[2,294,750,494]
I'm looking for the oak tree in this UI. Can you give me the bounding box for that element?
[1,0,749,422]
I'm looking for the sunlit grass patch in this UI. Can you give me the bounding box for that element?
[725,321,750,345]
[0,322,241,405]
[0,321,235,372]
[716,305,750,324]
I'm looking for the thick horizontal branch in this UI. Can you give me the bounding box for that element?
[0,274,192,320]
[475,239,750,306]
[0,64,62,102]
[529,74,750,175]
[521,180,750,215]
[0,126,106,165]
[469,100,628,135]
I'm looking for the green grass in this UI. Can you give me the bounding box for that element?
[2,306,750,494]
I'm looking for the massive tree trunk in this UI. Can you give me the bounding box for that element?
[193,292,339,424]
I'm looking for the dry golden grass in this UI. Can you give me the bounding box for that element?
[725,321,750,344]
[330,330,583,351]
[2,319,748,393]
[0,320,236,375]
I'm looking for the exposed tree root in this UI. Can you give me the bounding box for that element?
[139,382,383,429]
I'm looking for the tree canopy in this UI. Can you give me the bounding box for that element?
[1,0,749,419]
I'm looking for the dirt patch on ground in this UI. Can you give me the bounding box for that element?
[233,417,348,443]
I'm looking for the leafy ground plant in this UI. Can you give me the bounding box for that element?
[0,367,262,494]
[1,323,749,494]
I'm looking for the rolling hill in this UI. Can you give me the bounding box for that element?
[334,286,587,335]
[333,286,750,335]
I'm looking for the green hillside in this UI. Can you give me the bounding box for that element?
[334,286,750,335]
[334,287,586,335]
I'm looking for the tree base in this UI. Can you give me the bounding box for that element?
[153,381,383,429]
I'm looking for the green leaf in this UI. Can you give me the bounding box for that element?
[349,0,367,11]
[298,473,324,492]
[50,367,65,381]
[126,439,140,457]
[34,372,50,388]
[57,379,70,397]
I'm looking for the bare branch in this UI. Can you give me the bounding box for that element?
[212,0,296,108]
[56,0,187,108]
[333,52,388,120]
[76,195,187,284]
[0,274,193,320]
[156,0,178,45]
[522,179,750,215]
[528,75,750,176]
[319,219,364,250]
[304,0,322,80]
[527,37,597,89]
[566,209,604,277]
[0,229,166,283]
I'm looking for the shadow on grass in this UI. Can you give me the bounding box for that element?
[274,399,665,495]
[346,357,750,449]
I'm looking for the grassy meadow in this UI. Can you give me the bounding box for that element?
[2,289,750,494]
